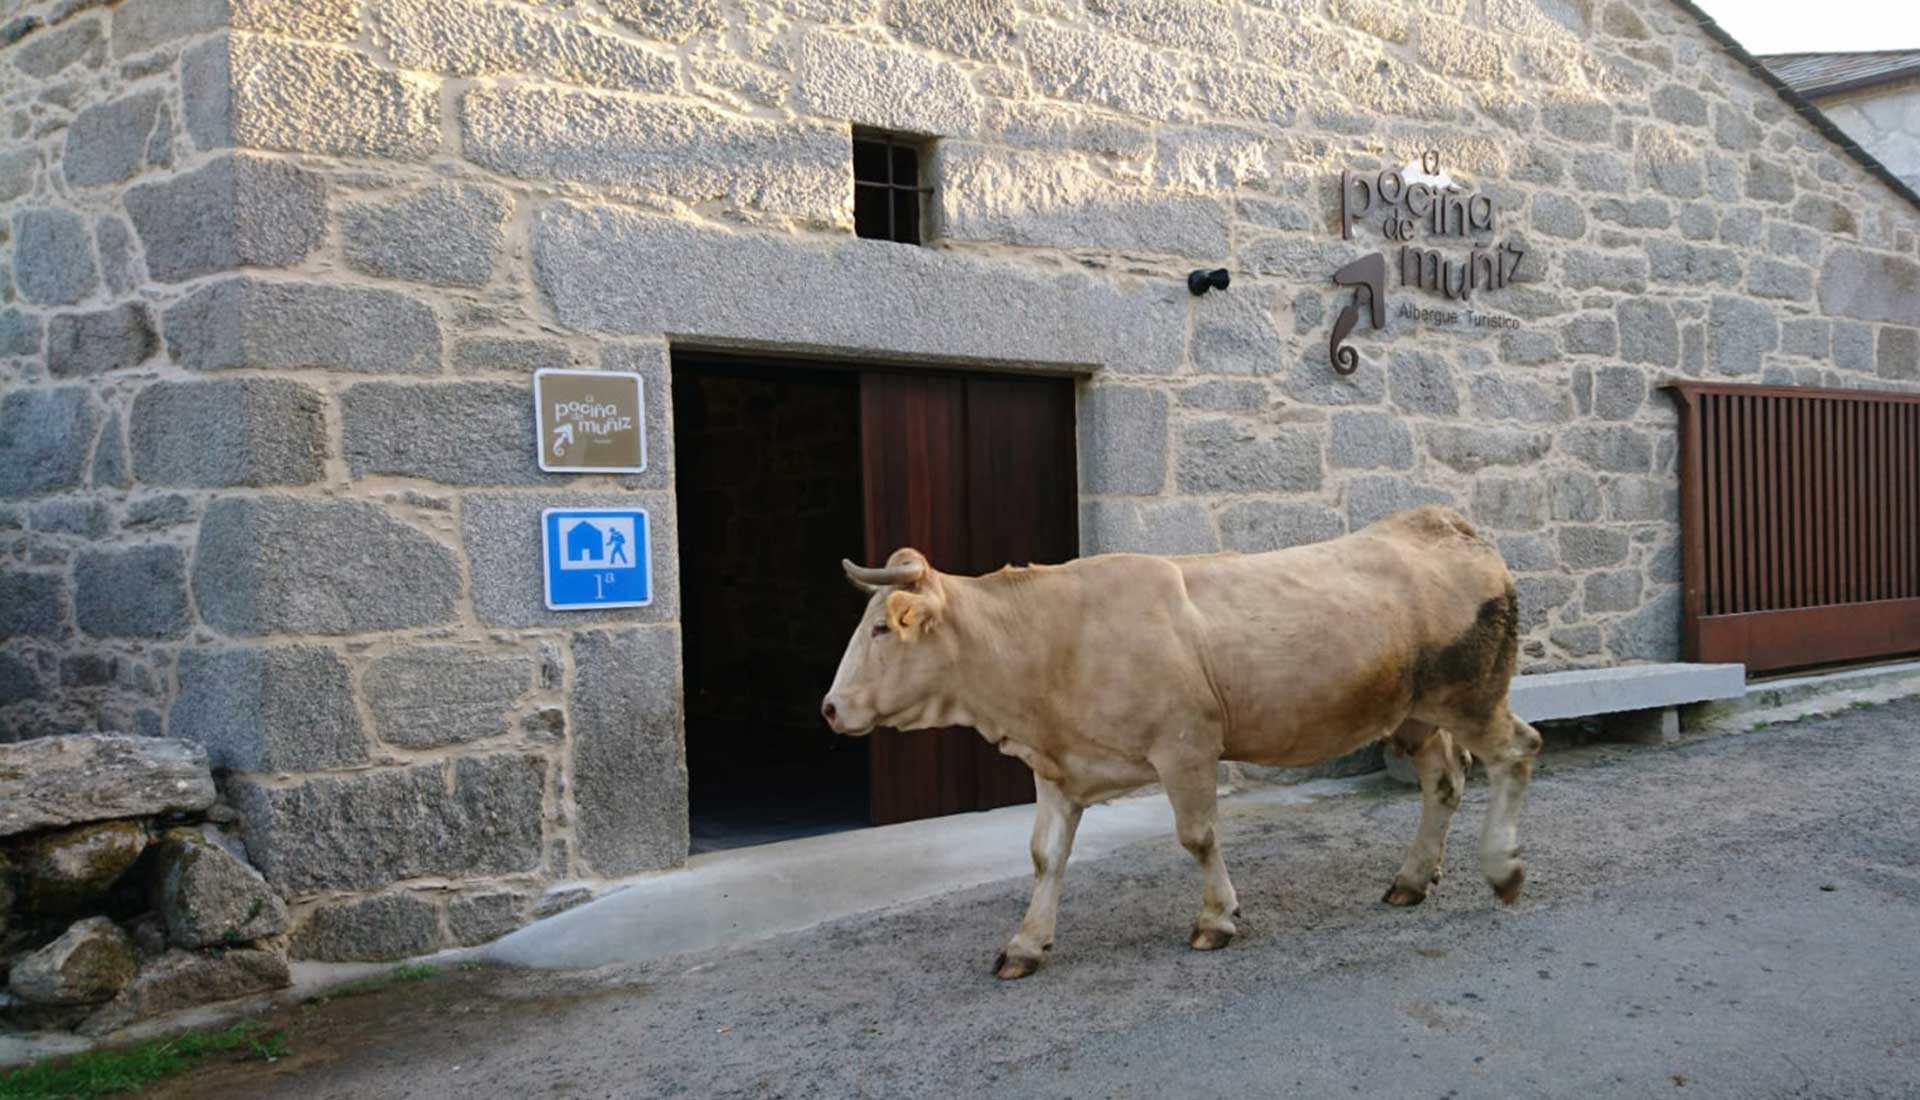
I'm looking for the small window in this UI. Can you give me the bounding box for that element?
[853,128,932,245]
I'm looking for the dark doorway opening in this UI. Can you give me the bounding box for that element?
[674,352,1078,851]
[675,359,868,853]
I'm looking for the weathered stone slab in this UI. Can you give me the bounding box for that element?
[78,947,289,1036]
[571,627,687,876]
[1079,387,1167,494]
[795,30,979,134]
[16,821,147,915]
[342,382,538,485]
[0,573,66,640]
[1177,420,1323,493]
[125,154,328,282]
[192,496,460,636]
[1218,501,1344,552]
[371,0,677,90]
[163,277,442,374]
[150,828,289,949]
[229,754,545,894]
[290,893,439,962]
[131,379,327,488]
[1818,247,1920,327]
[187,34,440,159]
[942,142,1227,258]
[447,892,527,947]
[362,647,531,749]
[170,646,368,772]
[12,207,97,305]
[8,917,136,1006]
[462,85,844,223]
[74,546,191,640]
[47,304,158,378]
[341,183,508,287]
[0,735,215,837]
[62,92,163,188]
[533,202,1184,374]
[1023,21,1182,117]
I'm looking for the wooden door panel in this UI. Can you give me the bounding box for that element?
[861,372,978,826]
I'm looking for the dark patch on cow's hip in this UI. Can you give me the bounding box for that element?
[1409,584,1518,704]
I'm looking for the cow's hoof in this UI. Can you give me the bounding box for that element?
[993,950,1042,980]
[1382,883,1426,907]
[1491,866,1525,905]
[1189,927,1234,951]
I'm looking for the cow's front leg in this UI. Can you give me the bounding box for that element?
[995,777,1083,980]
[1156,756,1238,951]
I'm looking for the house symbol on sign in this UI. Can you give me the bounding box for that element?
[566,520,602,563]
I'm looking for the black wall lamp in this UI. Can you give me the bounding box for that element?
[1187,268,1230,296]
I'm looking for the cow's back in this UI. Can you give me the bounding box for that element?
[1174,506,1514,766]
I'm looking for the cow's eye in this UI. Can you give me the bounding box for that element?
[871,623,890,637]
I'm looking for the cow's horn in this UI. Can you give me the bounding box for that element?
[843,558,923,591]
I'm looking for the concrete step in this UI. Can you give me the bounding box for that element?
[1510,662,1746,724]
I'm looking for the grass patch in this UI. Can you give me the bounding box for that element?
[0,1023,289,1100]
[308,962,442,1004]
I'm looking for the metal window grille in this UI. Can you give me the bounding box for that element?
[853,129,931,245]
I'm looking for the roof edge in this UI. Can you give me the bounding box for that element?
[1667,0,1920,214]
[1796,65,1920,101]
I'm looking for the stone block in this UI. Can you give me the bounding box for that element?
[1646,239,1741,287]
[363,647,532,749]
[1550,624,1603,657]
[1583,569,1643,613]
[1819,247,1920,326]
[1879,327,1920,381]
[1022,20,1182,116]
[1282,352,1385,406]
[453,336,573,374]
[1569,153,1630,193]
[126,494,194,529]
[1551,473,1601,522]
[341,183,509,288]
[1471,477,1549,530]
[62,92,163,188]
[8,917,135,1006]
[1422,425,1548,473]
[1344,475,1453,528]
[1748,258,1813,302]
[12,208,97,305]
[74,546,190,640]
[1833,321,1875,373]
[462,85,843,223]
[232,754,545,894]
[0,651,43,707]
[232,0,360,40]
[171,646,367,772]
[77,947,288,1037]
[1079,499,1218,555]
[0,308,42,357]
[164,277,442,374]
[1562,251,1646,293]
[95,215,141,296]
[1607,586,1681,660]
[0,573,67,639]
[0,149,35,204]
[132,379,327,488]
[1677,203,1716,240]
[1328,411,1413,470]
[1617,299,1678,366]
[1218,501,1344,552]
[1781,318,1830,358]
[1559,526,1630,568]
[1092,0,1244,49]
[1561,315,1617,356]
[1530,192,1586,239]
[1541,100,1612,143]
[1637,132,1703,198]
[1079,387,1166,494]
[47,305,158,378]
[1708,295,1779,375]
[13,15,105,77]
[571,627,686,876]
[1179,419,1324,492]
[125,154,327,283]
[1562,426,1652,472]
[1651,84,1707,126]
[462,492,677,628]
[111,0,225,57]
[190,35,441,159]
[1606,477,1676,522]
[1791,193,1855,235]
[1746,155,1796,202]
[447,892,527,947]
[1387,350,1459,415]
[343,382,539,486]
[1516,574,1575,632]
[371,0,676,90]
[1592,365,1646,421]
[1468,375,1571,424]
[1500,330,1557,366]
[1190,287,1284,371]
[16,822,148,916]
[291,893,439,962]
[602,0,723,41]
[884,0,1015,60]
[149,829,288,948]
[940,142,1229,258]
[1712,103,1758,151]
[0,735,215,838]
[192,497,460,636]
[1497,534,1557,572]
[531,202,1187,375]
[1176,380,1269,413]
[31,499,110,539]
[796,29,979,134]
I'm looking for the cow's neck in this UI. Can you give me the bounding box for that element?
[938,574,1058,748]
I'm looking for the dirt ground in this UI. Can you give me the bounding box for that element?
[74,699,1920,1099]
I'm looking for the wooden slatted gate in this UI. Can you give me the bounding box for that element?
[1666,381,1920,673]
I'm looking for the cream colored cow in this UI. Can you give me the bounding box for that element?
[821,506,1543,980]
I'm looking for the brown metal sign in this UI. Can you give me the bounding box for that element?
[534,369,646,473]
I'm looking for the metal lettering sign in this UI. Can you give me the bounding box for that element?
[1329,151,1527,373]
[534,369,646,473]
[542,508,652,610]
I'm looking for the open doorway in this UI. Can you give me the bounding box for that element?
[674,352,1078,851]
[674,358,868,853]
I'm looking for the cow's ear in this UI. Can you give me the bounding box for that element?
[885,589,939,640]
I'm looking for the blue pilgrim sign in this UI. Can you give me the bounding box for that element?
[542,508,652,611]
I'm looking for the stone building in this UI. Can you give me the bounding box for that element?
[2,0,1918,960]
[1761,50,1920,194]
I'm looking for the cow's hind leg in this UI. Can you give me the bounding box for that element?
[1155,755,1239,951]
[1447,705,1544,903]
[1383,721,1467,907]
[995,777,1084,980]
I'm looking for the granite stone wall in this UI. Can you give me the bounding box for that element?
[3,0,1919,958]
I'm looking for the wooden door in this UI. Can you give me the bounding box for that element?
[861,370,1078,825]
